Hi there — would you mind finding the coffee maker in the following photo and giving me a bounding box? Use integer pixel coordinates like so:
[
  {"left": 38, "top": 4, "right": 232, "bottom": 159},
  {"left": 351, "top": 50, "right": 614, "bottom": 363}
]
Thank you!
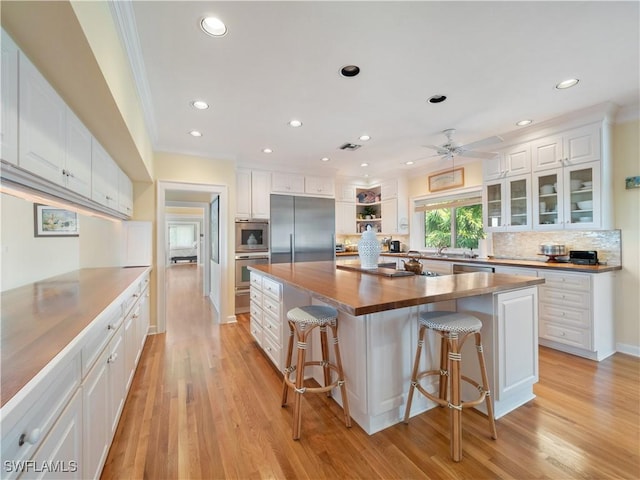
[{"left": 389, "top": 240, "right": 401, "bottom": 253}]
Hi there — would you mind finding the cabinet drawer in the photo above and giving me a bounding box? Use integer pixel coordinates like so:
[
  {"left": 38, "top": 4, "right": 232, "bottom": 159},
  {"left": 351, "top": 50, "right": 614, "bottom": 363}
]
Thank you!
[
  {"left": 249, "top": 301, "right": 262, "bottom": 325},
  {"left": 121, "top": 281, "right": 142, "bottom": 317},
  {"left": 540, "top": 320, "right": 591, "bottom": 349},
  {"left": 540, "top": 303, "right": 590, "bottom": 328},
  {"left": 1, "top": 352, "right": 81, "bottom": 476},
  {"left": 262, "top": 277, "right": 281, "bottom": 300},
  {"left": 539, "top": 271, "right": 590, "bottom": 291},
  {"left": 81, "top": 303, "right": 123, "bottom": 377},
  {"left": 262, "top": 295, "right": 281, "bottom": 318},
  {"left": 262, "top": 311, "right": 280, "bottom": 346},
  {"left": 262, "top": 331, "right": 281, "bottom": 370},
  {"left": 250, "top": 272, "right": 262, "bottom": 289},
  {"left": 249, "top": 288, "right": 263, "bottom": 305},
  {"left": 539, "top": 287, "right": 590, "bottom": 310},
  {"left": 250, "top": 318, "right": 263, "bottom": 346}
]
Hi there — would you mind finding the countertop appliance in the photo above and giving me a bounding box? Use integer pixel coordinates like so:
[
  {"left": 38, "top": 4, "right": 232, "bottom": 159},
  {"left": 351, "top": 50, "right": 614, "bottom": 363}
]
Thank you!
[
  {"left": 569, "top": 250, "right": 598, "bottom": 265},
  {"left": 271, "top": 195, "right": 335, "bottom": 264},
  {"left": 235, "top": 219, "right": 269, "bottom": 253},
  {"left": 336, "top": 243, "right": 345, "bottom": 253},
  {"left": 389, "top": 240, "right": 401, "bottom": 253}
]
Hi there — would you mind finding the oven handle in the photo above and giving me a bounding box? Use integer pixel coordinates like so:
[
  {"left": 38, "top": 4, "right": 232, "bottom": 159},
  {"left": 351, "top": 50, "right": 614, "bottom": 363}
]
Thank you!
[{"left": 235, "top": 255, "right": 269, "bottom": 260}]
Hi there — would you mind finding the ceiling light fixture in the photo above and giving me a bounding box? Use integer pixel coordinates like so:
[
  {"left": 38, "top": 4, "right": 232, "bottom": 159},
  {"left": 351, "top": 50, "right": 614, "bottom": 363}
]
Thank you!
[
  {"left": 262, "top": 148, "right": 273, "bottom": 154},
  {"left": 405, "top": 161, "right": 415, "bottom": 165},
  {"left": 360, "top": 163, "right": 368, "bottom": 167},
  {"left": 359, "top": 135, "right": 371, "bottom": 141},
  {"left": 200, "top": 17, "right": 227, "bottom": 37},
  {"left": 555, "top": 78, "right": 579, "bottom": 89},
  {"left": 516, "top": 119, "right": 533, "bottom": 126},
  {"left": 189, "top": 130, "right": 202, "bottom": 137},
  {"left": 321, "top": 157, "right": 330, "bottom": 162},
  {"left": 288, "top": 119, "right": 303, "bottom": 127},
  {"left": 428, "top": 94, "right": 447, "bottom": 104},
  {"left": 340, "top": 65, "right": 360, "bottom": 77},
  {"left": 191, "top": 100, "right": 209, "bottom": 110}
]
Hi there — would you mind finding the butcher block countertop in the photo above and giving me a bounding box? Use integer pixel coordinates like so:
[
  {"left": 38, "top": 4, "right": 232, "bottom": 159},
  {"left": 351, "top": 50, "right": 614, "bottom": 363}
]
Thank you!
[
  {"left": 250, "top": 261, "right": 544, "bottom": 316},
  {"left": 1, "top": 267, "right": 149, "bottom": 408}
]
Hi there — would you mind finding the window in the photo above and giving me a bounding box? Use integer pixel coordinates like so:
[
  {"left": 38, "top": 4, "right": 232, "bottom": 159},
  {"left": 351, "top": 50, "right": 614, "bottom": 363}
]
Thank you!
[
  {"left": 169, "top": 223, "right": 196, "bottom": 248},
  {"left": 416, "top": 190, "right": 484, "bottom": 251}
]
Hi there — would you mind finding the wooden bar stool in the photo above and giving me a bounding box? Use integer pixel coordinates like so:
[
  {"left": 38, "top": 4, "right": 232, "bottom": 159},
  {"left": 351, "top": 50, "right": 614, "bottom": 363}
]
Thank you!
[
  {"left": 281, "top": 305, "right": 351, "bottom": 440},
  {"left": 403, "top": 311, "right": 497, "bottom": 462}
]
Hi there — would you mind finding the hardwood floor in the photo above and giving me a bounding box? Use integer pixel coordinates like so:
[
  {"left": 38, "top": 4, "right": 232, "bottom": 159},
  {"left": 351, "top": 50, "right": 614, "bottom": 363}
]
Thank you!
[{"left": 102, "top": 264, "right": 640, "bottom": 479}]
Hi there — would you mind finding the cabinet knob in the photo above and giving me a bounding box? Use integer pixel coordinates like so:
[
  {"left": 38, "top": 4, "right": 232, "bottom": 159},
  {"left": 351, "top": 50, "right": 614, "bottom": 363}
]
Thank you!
[
  {"left": 18, "top": 428, "right": 41, "bottom": 446},
  {"left": 108, "top": 352, "right": 118, "bottom": 363},
  {"left": 561, "top": 331, "right": 566, "bottom": 336}
]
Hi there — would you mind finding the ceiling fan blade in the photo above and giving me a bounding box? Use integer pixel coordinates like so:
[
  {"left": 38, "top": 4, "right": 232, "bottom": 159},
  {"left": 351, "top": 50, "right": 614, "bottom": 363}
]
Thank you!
[
  {"left": 422, "top": 144, "right": 448, "bottom": 152},
  {"left": 460, "top": 135, "right": 504, "bottom": 151},
  {"left": 457, "top": 150, "right": 499, "bottom": 159}
]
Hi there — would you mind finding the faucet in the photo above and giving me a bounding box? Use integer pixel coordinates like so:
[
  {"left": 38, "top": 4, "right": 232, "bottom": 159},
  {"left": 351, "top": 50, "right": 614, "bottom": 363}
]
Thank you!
[{"left": 436, "top": 246, "right": 447, "bottom": 257}]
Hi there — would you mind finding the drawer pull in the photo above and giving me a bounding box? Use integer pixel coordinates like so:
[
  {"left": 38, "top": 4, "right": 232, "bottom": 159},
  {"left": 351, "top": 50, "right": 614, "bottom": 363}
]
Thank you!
[
  {"left": 107, "top": 324, "right": 117, "bottom": 330},
  {"left": 19, "top": 428, "right": 41, "bottom": 447},
  {"left": 107, "top": 353, "right": 118, "bottom": 363}
]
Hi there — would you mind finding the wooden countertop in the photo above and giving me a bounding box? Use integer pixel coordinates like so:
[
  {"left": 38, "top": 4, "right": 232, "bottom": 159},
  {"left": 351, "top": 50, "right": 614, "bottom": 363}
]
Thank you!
[
  {"left": 250, "top": 261, "right": 544, "bottom": 316},
  {"left": 336, "top": 252, "right": 620, "bottom": 273},
  {"left": 1, "top": 267, "right": 149, "bottom": 408}
]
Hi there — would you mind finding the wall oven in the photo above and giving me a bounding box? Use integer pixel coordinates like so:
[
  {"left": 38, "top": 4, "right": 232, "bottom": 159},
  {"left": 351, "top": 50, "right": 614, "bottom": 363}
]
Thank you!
[
  {"left": 234, "top": 253, "right": 269, "bottom": 313},
  {"left": 235, "top": 220, "right": 269, "bottom": 253}
]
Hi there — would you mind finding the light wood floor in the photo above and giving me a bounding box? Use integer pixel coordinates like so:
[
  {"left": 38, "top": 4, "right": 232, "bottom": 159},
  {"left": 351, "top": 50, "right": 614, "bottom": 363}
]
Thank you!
[{"left": 102, "top": 264, "right": 640, "bottom": 479}]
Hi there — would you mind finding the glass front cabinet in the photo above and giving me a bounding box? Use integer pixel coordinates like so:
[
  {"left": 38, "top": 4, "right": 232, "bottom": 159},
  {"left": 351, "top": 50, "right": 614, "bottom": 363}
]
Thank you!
[
  {"left": 533, "top": 161, "right": 600, "bottom": 230},
  {"left": 484, "top": 174, "right": 531, "bottom": 232}
]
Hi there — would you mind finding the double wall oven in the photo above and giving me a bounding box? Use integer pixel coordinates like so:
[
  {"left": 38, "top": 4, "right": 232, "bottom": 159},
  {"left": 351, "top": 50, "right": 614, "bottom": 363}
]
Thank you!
[{"left": 235, "top": 220, "right": 269, "bottom": 313}]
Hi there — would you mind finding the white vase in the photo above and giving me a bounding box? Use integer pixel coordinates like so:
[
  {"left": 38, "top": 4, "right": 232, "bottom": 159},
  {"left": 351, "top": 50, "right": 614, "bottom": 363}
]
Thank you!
[{"left": 358, "top": 225, "right": 381, "bottom": 269}]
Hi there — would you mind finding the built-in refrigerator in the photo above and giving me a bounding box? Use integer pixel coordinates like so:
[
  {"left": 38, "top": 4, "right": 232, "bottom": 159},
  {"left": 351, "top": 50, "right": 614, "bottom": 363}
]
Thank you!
[{"left": 270, "top": 195, "right": 335, "bottom": 264}]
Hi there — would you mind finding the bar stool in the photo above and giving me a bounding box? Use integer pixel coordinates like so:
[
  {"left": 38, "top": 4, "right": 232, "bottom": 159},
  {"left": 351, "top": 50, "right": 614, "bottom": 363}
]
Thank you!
[
  {"left": 403, "top": 311, "right": 497, "bottom": 462},
  {"left": 281, "top": 305, "right": 351, "bottom": 440}
]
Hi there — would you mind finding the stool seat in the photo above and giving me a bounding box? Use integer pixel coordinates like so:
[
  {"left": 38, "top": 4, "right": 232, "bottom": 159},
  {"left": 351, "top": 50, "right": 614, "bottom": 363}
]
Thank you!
[
  {"left": 419, "top": 311, "right": 482, "bottom": 333},
  {"left": 287, "top": 305, "right": 338, "bottom": 325}
]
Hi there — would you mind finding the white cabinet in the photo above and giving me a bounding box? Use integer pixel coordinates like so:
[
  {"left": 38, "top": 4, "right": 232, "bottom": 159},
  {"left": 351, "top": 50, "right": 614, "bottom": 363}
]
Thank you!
[
  {"left": 335, "top": 182, "right": 357, "bottom": 202},
  {"left": 18, "top": 53, "right": 66, "bottom": 182},
  {"left": 538, "top": 270, "right": 614, "bottom": 361},
  {"left": 305, "top": 175, "right": 335, "bottom": 196},
  {"left": 381, "top": 177, "right": 409, "bottom": 234},
  {"left": 484, "top": 143, "right": 531, "bottom": 180},
  {"left": 336, "top": 201, "right": 357, "bottom": 234},
  {"left": 271, "top": 172, "right": 304, "bottom": 194},
  {"left": 532, "top": 123, "right": 600, "bottom": 171},
  {"left": 1, "top": 29, "right": 19, "bottom": 165},
  {"left": 484, "top": 174, "right": 532, "bottom": 232},
  {"left": 381, "top": 179, "right": 398, "bottom": 199},
  {"left": 236, "top": 168, "right": 270, "bottom": 219},
  {"left": 65, "top": 109, "right": 92, "bottom": 198},
  {"left": 91, "top": 140, "right": 119, "bottom": 210},
  {"left": 117, "top": 168, "right": 133, "bottom": 217},
  {"left": 533, "top": 161, "right": 601, "bottom": 230},
  {"left": 381, "top": 198, "right": 398, "bottom": 234},
  {"left": 249, "top": 273, "right": 284, "bottom": 369}
]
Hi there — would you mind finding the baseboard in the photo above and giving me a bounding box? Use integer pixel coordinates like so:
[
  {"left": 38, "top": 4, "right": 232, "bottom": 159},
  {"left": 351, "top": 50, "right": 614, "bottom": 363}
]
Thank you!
[
  {"left": 615, "top": 342, "right": 640, "bottom": 357},
  {"left": 224, "top": 314, "right": 237, "bottom": 324}
]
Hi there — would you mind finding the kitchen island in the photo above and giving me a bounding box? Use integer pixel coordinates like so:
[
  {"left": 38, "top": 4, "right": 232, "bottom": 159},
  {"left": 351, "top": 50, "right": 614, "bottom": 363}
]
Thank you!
[{"left": 249, "top": 261, "right": 544, "bottom": 434}]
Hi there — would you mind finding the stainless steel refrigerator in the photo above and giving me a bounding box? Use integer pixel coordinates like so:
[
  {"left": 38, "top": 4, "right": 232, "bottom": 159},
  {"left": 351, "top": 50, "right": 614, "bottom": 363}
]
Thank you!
[{"left": 270, "top": 195, "right": 335, "bottom": 264}]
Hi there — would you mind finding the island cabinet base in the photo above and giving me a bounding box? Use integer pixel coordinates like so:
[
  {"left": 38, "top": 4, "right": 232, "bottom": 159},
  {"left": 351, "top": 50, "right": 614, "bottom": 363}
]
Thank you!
[{"left": 308, "top": 287, "right": 539, "bottom": 434}]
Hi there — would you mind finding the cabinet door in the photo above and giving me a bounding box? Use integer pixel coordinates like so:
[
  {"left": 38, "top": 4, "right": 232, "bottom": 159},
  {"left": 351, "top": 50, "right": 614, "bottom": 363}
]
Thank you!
[
  {"left": 564, "top": 124, "right": 600, "bottom": 166},
  {"left": 504, "top": 143, "right": 531, "bottom": 175},
  {"left": 18, "top": 54, "right": 66, "bottom": 184},
  {"left": 137, "top": 287, "right": 150, "bottom": 357},
  {"left": 117, "top": 168, "right": 133, "bottom": 216},
  {"left": 305, "top": 175, "right": 335, "bottom": 196},
  {"left": 65, "top": 109, "right": 92, "bottom": 198},
  {"left": 533, "top": 169, "right": 563, "bottom": 230},
  {"left": 505, "top": 175, "right": 531, "bottom": 231},
  {"left": 483, "top": 155, "right": 505, "bottom": 181},
  {"left": 335, "top": 183, "right": 356, "bottom": 202},
  {"left": 531, "top": 135, "right": 563, "bottom": 171},
  {"left": 381, "top": 179, "right": 398, "bottom": 199},
  {"left": 25, "top": 391, "right": 82, "bottom": 480},
  {"left": 381, "top": 197, "right": 398, "bottom": 234},
  {"left": 563, "top": 162, "right": 600, "bottom": 229},
  {"left": 1, "top": 29, "right": 19, "bottom": 165},
  {"left": 124, "top": 310, "right": 137, "bottom": 391},
  {"left": 83, "top": 348, "right": 110, "bottom": 480},
  {"left": 235, "top": 168, "right": 251, "bottom": 219},
  {"left": 271, "top": 172, "right": 304, "bottom": 193},
  {"left": 251, "top": 170, "right": 271, "bottom": 218},
  {"left": 483, "top": 180, "right": 505, "bottom": 231},
  {"left": 91, "top": 140, "right": 118, "bottom": 209},
  {"left": 107, "top": 331, "right": 126, "bottom": 439}
]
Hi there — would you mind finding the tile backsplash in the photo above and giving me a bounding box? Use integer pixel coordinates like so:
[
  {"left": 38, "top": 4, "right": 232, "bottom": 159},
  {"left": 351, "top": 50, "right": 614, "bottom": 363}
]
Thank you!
[{"left": 491, "top": 230, "right": 621, "bottom": 265}]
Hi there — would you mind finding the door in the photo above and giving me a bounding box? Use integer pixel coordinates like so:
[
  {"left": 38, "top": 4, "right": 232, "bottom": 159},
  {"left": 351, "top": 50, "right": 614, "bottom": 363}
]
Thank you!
[
  {"left": 270, "top": 194, "right": 295, "bottom": 264},
  {"left": 293, "top": 196, "right": 335, "bottom": 262}
]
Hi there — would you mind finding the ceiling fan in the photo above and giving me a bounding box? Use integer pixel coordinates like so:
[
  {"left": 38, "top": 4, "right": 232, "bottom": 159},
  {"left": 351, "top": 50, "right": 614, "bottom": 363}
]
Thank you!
[{"left": 424, "top": 128, "right": 503, "bottom": 160}]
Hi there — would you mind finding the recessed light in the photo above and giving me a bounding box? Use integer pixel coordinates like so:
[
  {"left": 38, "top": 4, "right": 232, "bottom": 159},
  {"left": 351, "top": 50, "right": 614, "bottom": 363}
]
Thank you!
[
  {"left": 321, "top": 157, "right": 330, "bottom": 162},
  {"left": 262, "top": 148, "right": 273, "bottom": 154},
  {"left": 405, "top": 161, "right": 415, "bottom": 165},
  {"left": 288, "top": 119, "right": 303, "bottom": 127},
  {"left": 200, "top": 17, "right": 227, "bottom": 37},
  {"left": 189, "top": 130, "right": 202, "bottom": 137},
  {"left": 364, "top": 174, "right": 369, "bottom": 178},
  {"left": 340, "top": 65, "right": 360, "bottom": 77},
  {"left": 428, "top": 94, "right": 447, "bottom": 104},
  {"left": 359, "top": 135, "right": 371, "bottom": 141},
  {"left": 516, "top": 119, "right": 533, "bottom": 126},
  {"left": 360, "top": 163, "right": 368, "bottom": 167},
  {"left": 555, "top": 78, "right": 579, "bottom": 89},
  {"left": 191, "top": 100, "right": 209, "bottom": 110}
]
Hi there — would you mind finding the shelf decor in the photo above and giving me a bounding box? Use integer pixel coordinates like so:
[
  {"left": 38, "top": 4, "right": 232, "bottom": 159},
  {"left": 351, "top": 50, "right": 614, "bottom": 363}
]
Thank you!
[
  {"left": 34, "top": 204, "right": 79, "bottom": 237},
  {"left": 429, "top": 167, "right": 464, "bottom": 192}
]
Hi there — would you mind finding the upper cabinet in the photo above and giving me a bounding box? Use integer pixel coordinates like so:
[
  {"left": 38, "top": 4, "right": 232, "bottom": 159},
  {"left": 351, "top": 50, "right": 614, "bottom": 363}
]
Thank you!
[
  {"left": 91, "top": 140, "right": 119, "bottom": 210},
  {"left": 65, "top": 109, "right": 93, "bottom": 198},
  {"left": 271, "top": 172, "right": 304, "bottom": 194},
  {"left": 483, "top": 174, "right": 532, "bottom": 232},
  {"left": 118, "top": 169, "right": 133, "bottom": 217},
  {"left": 304, "top": 175, "right": 335, "bottom": 196},
  {"left": 1, "top": 29, "right": 19, "bottom": 165},
  {"left": 484, "top": 143, "right": 531, "bottom": 181},
  {"left": 531, "top": 124, "right": 600, "bottom": 171},
  {"left": 236, "top": 168, "right": 270, "bottom": 220}
]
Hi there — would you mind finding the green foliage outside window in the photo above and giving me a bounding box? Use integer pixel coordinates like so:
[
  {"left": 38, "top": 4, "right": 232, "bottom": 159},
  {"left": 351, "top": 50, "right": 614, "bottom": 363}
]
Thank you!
[{"left": 425, "top": 204, "right": 484, "bottom": 250}]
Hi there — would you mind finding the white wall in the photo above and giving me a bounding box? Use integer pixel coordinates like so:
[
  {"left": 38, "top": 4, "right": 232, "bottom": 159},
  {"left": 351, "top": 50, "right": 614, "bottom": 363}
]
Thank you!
[{"left": 78, "top": 215, "right": 124, "bottom": 267}]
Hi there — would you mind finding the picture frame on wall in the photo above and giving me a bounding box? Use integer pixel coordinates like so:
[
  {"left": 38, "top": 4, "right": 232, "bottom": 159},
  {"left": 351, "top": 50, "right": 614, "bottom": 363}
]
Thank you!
[
  {"left": 428, "top": 167, "right": 465, "bottom": 192},
  {"left": 34, "top": 204, "right": 79, "bottom": 237}
]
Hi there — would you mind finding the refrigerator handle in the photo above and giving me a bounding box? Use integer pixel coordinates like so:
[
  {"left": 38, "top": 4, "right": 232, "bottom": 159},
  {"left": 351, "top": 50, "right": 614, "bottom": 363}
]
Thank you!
[{"left": 290, "top": 233, "right": 295, "bottom": 263}]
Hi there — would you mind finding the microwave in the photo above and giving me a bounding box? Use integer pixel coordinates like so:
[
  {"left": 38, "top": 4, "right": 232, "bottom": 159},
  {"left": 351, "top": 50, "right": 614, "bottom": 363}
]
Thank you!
[{"left": 235, "top": 220, "right": 269, "bottom": 253}]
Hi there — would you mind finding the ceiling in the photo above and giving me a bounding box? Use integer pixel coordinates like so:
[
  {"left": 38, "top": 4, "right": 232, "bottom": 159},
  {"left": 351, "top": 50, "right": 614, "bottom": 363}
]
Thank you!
[{"left": 120, "top": 1, "right": 639, "bottom": 181}]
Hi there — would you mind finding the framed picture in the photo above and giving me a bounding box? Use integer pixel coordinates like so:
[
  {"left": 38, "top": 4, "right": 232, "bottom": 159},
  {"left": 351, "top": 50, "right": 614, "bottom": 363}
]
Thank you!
[
  {"left": 34, "top": 204, "right": 79, "bottom": 237},
  {"left": 428, "top": 167, "right": 465, "bottom": 192},
  {"left": 625, "top": 176, "right": 640, "bottom": 189}
]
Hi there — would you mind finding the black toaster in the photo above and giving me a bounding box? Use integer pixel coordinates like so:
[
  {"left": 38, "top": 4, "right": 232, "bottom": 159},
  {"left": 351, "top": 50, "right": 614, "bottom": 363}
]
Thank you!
[{"left": 569, "top": 250, "right": 598, "bottom": 265}]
